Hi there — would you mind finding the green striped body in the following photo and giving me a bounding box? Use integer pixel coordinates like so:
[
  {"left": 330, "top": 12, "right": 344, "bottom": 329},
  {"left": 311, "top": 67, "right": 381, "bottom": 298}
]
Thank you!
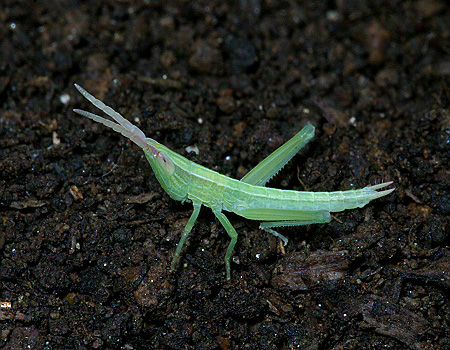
[{"left": 145, "top": 141, "right": 378, "bottom": 218}]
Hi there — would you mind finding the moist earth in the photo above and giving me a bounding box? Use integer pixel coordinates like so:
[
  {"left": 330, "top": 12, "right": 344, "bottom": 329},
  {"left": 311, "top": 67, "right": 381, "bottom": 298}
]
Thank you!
[{"left": 1, "top": 1, "right": 449, "bottom": 349}]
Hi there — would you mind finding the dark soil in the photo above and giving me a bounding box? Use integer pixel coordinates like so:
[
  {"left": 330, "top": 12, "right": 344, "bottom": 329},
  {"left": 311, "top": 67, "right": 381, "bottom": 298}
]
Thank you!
[{"left": 1, "top": 1, "right": 449, "bottom": 349}]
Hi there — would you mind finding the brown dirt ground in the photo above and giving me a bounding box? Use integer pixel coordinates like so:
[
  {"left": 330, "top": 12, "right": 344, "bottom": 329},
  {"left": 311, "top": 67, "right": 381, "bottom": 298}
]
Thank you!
[{"left": 1, "top": 1, "right": 449, "bottom": 349}]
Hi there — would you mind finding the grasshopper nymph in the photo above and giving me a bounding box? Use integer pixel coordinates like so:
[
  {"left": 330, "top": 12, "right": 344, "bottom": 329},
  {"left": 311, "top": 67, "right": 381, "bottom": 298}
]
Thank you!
[{"left": 73, "top": 84, "right": 394, "bottom": 280}]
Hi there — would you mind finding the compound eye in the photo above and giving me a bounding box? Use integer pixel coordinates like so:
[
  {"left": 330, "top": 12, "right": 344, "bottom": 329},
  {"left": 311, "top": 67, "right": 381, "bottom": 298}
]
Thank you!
[{"left": 156, "top": 152, "right": 175, "bottom": 176}]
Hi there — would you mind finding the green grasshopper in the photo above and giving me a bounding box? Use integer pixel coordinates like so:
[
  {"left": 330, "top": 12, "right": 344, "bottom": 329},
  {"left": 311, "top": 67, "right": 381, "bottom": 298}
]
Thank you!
[{"left": 73, "top": 84, "right": 394, "bottom": 280}]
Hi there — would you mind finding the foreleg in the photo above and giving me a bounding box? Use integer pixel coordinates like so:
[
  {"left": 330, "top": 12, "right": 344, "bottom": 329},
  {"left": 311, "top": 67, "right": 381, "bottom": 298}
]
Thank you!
[{"left": 171, "top": 202, "right": 202, "bottom": 271}]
